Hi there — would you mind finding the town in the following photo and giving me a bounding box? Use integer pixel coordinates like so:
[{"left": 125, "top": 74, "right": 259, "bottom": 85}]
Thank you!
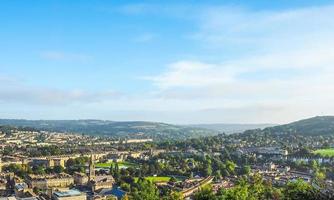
[
  {"left": 0, "top": 121, "right": 333, "bottom": 200},
  {"left": 2, "top": 0, "right": 334, "bottom": 199}
]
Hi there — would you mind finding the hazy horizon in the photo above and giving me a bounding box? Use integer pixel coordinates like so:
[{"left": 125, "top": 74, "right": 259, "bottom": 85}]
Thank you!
[{"left": 1, "top": 0, "right": 334, "bottom": 124}]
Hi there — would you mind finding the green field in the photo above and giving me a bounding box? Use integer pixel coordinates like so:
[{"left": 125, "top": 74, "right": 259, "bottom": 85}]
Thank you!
[
  {"left": 314, "top": 148, "right": 334, "bottom": 157},
  {"left": 96, "top": 161, "right": 137, "bottom": 168},
  {"left": 134, "top": 176, "right": 171, "bottom": 183}
]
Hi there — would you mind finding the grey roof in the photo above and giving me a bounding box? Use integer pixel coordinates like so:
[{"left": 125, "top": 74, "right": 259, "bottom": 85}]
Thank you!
[{"left": 53, "top": 189, "right": 84, "bottom": 197}]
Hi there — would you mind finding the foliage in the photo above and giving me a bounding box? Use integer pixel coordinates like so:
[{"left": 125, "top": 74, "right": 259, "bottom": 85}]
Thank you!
[
  {"left": 283, "top": 179, "right": 316, "bottom": 200},
  {"left": 194, "top": 175, "right": 317, "bottom": 200},
  {"left": 3, "top": 164, "right": 28, "bottom": 178},
  {"left": 130, "top": 178, "right": 160, "bottom": 200},
  {"left": 96, "top": 161, "right": 137, "bottom": 168},
  {"left": 313, "top": 148, "right": 334, "bottom": 157},
  {"left": 65, "top": 156, "right": 89, "bottom": 174},
  {"left": 194, "top": 185, "right": 216, "bottom": 200}
]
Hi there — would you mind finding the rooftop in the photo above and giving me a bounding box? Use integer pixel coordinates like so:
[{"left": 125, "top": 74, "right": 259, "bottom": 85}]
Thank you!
[{"left": 53, "top": 189, "right": 83, "bottom": 197}]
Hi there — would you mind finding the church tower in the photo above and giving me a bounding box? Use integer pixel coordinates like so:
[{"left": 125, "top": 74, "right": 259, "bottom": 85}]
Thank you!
[{"left": 89, "top": 155, "right": 95, "bottom": 181}]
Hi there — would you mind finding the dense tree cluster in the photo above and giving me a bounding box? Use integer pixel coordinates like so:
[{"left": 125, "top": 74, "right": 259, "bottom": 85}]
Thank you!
[{"left": 194, "top": 175, "right": 318, "bottom": 200}]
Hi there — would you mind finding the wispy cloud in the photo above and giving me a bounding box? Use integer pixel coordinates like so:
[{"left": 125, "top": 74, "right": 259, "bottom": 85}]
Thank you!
[
  {"left": 0, "top": 76, "right": 121, "bottom": 105},
  {"left": 3, "top": 3, "right": 334, "bottom": 123},
  {"left": 193, "top": 5, "right": 334, "bottom": 51},
  {"left": 133, "top": 33, "right": 157, "bottom": 43},
  {"left": 141, "top": 3, "right": 334, "bottom": 123},
  {"left": 40, "top": 51, "right": 92, "bottom": 62}
]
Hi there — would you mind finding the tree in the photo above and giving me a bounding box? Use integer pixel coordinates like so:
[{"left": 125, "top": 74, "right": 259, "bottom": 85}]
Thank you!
[
  {"left": 204, "top": 164, "right": 212, "bottom": 176},
  {"left": 226, "top": 160, "right": 236, "bottom": 175},
  {"left": 113, "top": 163, "right": 120, "bottom": 180},
  {"left": 122, "top": 195, "right": 129, "bottom": 200},
  {"left": 54, "top": 165, "right": 64, "bottom": 173},
  {"left": 283, "top": 179, "right": 316, "bottom": 200},
  {"left": 109, "top": 163, "right": 114, "bottom": 175},
  {"left": 3, "top": 164, "right": 27, "bottom": 178},
  {"left": 248, "top": 173, "right": 265, "bottom": 199},
  {"left": 214, "top": 170, "right": 222, "bottom": 180},
  {"left": 3, "top": 146, "right": 14, "bottom": 156},
  {"left": 169, "top": 176, "right": 177, "bottom": 183},
  {"left": 131, "top": 178, "right": 159, "bottom": 200},
  {"left": 310, "top": 160, "right": 319, "bottom": 171},
  {"left": 32, "top": 166, "right": 45, "bottom": 175},
  {"left": 168, "top": 192, "right": 183, "bottom": 200},
  {"left": 120, "top": 182, "right": 131, "bottom": 192},
  {"left": 241, "top": 165, "right": 251, "bottom": 176},
  {"left": 315, "top": 171, "right": 326, "bottom": 180},
  {"left": 193, "top": 185, "right": 216, "bottom": 200},
  {"left": 218, "top": 185, "right": 249, "bottom": 200},
  {"left": 189, "top": 171, "right": 194, "bottom": 178}
]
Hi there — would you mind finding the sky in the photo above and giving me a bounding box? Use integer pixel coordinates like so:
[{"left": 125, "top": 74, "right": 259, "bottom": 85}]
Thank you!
[{"left": 1, "top": 0, "right": 334, "bottom": 124}]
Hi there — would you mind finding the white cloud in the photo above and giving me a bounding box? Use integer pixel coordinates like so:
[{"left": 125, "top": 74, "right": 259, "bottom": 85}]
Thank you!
[
  {"left": 133, "top": 33, "right": 157, "bottom": 43},
  {"left": 145, "top": 61, "right": 236, "bottom": 89},
  {"left": 3, "top": 3, "right": 334, "bottom": 123},
  {"left": 193, "top": 5, "right": 334, "bottom": 50},
  {"left": 141, "top": 4, "right": 334, "bottom": 123},
  {"left": 0, "top": 77, "right": 121, "bottom": 105},
  {"left": 40, "top": 51, "right": 92, "bottom": 62}
]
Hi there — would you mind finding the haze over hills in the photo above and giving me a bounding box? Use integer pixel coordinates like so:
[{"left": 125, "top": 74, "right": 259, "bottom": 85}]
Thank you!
[
  {"left": 0, "top": 119, "right": 219, "bottom": 141},
  {"left": 0, "top": 116, "right": 333, "bottom": 141},
  {"left": 188, "top": 123, "right": 276, "bottom": 134}
]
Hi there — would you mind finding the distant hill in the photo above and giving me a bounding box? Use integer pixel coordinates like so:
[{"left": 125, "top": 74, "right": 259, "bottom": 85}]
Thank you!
[
  {"left": 262, "top": 116, "right": 334, "bottom": 136},
  {"left": 0, "top": 119, "right": 219, "bottom": 141},
  {"left": 2, "top": 116, "right": 331, "bottom": 141},
  {"left": 0, "top": 125, "right": 39, "bottom": 135},
  {"left": 188, "top": 123, "right": 276, "bottom": 134}
]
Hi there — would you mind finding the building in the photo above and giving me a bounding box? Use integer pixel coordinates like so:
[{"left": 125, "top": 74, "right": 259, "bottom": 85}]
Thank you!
[
  {"left": 87, "top": 156, "right": 114, "bottom": 191},
  {"left": 266, "top": 162, "right": 277, "bottom": 171},
  {"left": 107, "top": 154, "right": 125, "bottom": 163},
  {"left": 90, "top": 175, "right": 115, "bottom": 191},
  {"left": 73, "top": 172, "right": 89, "bottom": 186},
  {"left": 53, "top": 158, "right": 66, "bottom": 168},
  {"left": 14, "top": 183, "right": 33, "bottom": 197},
  {"left": 0, "top": 197, "right": 38, "bottom": 200},
  {"left": 0, "top": 173, "right": 9, "bottom": 190},
  {"left": 30, "top": 157, "right": 66, "bottom": 168},
  {"left": 98, "top": 187, "right": 126, "bottom": 200},
  {"left": 26, "top": 173, "right": 74, "bottom": 190},
  {"left": 128, "top": 152, "right": 141, "bottom": 159},
  {"left": 52, "top": 189, "right": 86, "bottom": 200}
]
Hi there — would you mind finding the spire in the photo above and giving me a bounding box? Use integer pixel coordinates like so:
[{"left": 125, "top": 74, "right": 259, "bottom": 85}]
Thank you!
[{"left": 89, "top": 155, "right": 95, "bottom": 181}]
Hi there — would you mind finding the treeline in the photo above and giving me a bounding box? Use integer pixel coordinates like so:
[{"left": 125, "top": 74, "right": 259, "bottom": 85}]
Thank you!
[{"left": 194, "top": 174, "right": 321, "bottom": 200}]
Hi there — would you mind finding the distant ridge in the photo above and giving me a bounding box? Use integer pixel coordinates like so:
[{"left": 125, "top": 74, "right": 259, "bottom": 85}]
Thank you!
[
  {"left": 188, "top": 123, "right": 276, "bottom": 134},
  {"left": 0, "top": 119, "right": 219, "bottom": 141},
  {"left": 262, "top": 116, "right": 334, "bottom": 136},
  {"left": 1, "top": 116, "right": 333, "bottom": 140}
]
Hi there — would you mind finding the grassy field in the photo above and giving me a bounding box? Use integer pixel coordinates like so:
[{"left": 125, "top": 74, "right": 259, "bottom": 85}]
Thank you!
[
  {"left": 134, "top": 176, "right": 171, "bottom": 183},
  {"left": 95, "top": 161, "right": 137, "bottom": 168},
  {"left": 314, "top": 148, "right": 334, "bottom": 157}
]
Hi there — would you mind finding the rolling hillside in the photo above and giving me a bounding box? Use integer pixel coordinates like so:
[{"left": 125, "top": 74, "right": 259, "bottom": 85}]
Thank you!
[
  {"left": 1, "top": 116, "right": 333, "bottom": 141},
  {"left": 188, "top": 123, "right": 276, "bottom": 134},
  {"left": 263, "top": 116, "right": 334, "bottom": 136},
  {"left": 0, "top": 119, "right": 219, "bottom": 140}
]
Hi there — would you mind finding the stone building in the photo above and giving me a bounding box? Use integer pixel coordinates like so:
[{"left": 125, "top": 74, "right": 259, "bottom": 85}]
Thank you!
[
  {"left": 26, "top": 173, "right": 74, "bottom": 190},
  {"left": 73, "top": 172, "right": 88, "bottom": 186}
]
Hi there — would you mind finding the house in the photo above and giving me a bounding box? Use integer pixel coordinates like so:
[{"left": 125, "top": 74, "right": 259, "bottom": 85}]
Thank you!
[{"left": 26, "top": 173, "right": 74, "bottom": 190}]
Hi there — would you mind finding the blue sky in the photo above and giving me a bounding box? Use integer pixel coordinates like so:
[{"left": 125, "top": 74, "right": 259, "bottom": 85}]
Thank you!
[{"left": 1, "top": 0, "right": 334, "bottom": 124}]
